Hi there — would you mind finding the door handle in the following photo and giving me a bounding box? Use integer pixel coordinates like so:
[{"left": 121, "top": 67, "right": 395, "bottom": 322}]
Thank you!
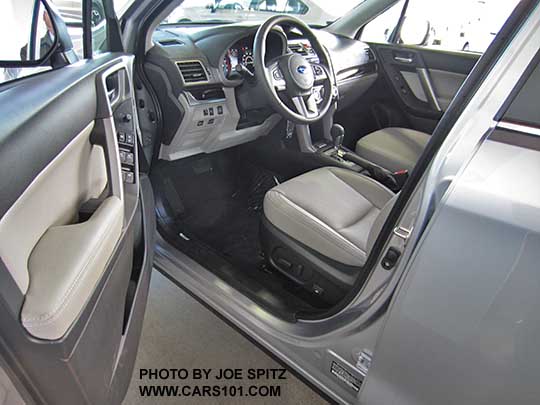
[
  {"left": 394, "top": 56, "right": 414, "bottom": 64},
  {"left": 417, "top": 68, "right": 442, "bottom": 112}
]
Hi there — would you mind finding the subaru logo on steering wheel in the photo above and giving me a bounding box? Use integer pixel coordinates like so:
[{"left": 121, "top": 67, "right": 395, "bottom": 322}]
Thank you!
[{"left": 297, "top": 65, "right": 307, "bottom": 74}]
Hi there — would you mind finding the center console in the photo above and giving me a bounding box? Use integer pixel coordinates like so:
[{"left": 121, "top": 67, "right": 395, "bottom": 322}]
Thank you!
[{"left": 309, "top": 123, "right": 406, "bottom": 192}]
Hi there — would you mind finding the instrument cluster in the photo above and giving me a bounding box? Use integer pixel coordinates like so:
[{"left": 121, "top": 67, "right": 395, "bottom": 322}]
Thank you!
[
  {"left": 223, "top": 45, "right": 254, "bottom": 77},
  {"left": 222, "top": 33, "right": 284, "bottom": 79}
]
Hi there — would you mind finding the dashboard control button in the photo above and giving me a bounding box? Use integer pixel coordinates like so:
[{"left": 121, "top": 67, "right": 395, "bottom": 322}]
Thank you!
[
  {"left": 197, "top": 120, "right": 204, "bottom": 127},
  {"left": 203, "top": 109, "right": 208, "bottom": 116},
  {"left": 209, "top": 107, "right": 214, "bottom": 116},
  {"left": 217, "top": 106, "right": 223, "bottom": 115},
  {"left": 208, "top": 118, "right": 215, "bottom": 125}
]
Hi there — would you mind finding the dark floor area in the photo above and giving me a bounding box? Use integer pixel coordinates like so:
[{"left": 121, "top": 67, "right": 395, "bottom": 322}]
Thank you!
[{"left": 151, "top": 148, "right": 331, "bottom": 319}]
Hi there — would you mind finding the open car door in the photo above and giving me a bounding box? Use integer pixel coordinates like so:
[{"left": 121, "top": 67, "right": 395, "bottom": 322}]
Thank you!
[{"left": 0, "top": 1, "right": 155, "bottom": 404}]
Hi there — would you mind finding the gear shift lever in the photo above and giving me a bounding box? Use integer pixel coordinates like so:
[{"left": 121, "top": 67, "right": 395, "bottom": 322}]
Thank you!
[{"left": 330, "top": 124, "right": 345, "bottom": 150}]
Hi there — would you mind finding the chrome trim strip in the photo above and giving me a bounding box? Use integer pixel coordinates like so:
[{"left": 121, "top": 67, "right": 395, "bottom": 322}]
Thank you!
[{"left": 497, "top": 121, "right": 540, "bottom": 137}]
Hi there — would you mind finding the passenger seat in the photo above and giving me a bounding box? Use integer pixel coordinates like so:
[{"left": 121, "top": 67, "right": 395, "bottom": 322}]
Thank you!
[{"left": 355, "top": 127, "right": 431, "bottom": 173}]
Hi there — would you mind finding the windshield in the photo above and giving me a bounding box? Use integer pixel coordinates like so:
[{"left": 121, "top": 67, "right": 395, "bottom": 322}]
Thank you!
[{"left": 162, "top": 0, "right": 365, "bottom": 26}]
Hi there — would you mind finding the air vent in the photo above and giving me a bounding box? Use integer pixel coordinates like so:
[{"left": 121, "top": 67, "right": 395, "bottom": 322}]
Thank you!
[
  {"left": 176, "top": 61, "right": 208, "bottom": 84},
  {"left": 365, "top": 48, "right": 375, "bottom": 61}
]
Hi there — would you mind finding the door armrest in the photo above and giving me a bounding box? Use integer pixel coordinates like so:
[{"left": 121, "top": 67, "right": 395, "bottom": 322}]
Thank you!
[{"left": 21, "top": 197, "right": 123, "bottom": 340}]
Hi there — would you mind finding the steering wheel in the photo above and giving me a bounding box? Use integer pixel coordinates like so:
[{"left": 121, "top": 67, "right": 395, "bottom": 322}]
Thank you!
[{"left": 254, "top": 15, "right": 336, "bottom": 125}]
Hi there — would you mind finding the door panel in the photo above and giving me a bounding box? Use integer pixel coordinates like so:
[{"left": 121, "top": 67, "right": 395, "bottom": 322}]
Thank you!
[
  {"left": 0, "top": 122, "right": 109, "bottom": 297},
  {"left": 0, "top": 54, "right": 154, "bottom": 404},
  {"left": 370, "top": 43, "right": 480, "bottom": 129}
]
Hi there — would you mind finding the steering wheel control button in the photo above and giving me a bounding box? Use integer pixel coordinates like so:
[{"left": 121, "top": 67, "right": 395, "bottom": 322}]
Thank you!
[
  {"left": 312, "top": 65, "right": 323, "bottom": 76},
  {"left": 273, "top": 69, "right": 283, "bottom": 80}
]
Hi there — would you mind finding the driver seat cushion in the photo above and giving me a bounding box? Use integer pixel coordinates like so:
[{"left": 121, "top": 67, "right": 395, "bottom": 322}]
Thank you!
[
  {"left": 355, "top": 127, "right": 430, "bottom": 172},
  {"left": 263, "top": 167, "right": 395, "bottom": 267}
]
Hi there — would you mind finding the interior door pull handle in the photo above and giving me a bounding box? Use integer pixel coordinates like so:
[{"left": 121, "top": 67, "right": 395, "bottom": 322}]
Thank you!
[{"left": 394, "top": 56, "right": 413, "bottom": 63}]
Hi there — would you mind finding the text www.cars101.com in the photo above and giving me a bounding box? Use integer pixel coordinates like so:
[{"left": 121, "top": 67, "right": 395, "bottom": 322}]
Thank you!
[{"left": 139, "top": 384, "right": 281, "bottom": 398}]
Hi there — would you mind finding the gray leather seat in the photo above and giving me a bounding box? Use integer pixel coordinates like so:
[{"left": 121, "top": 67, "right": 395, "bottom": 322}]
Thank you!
[
  {"left": 263, "top": 167, "right": 396, "bottom": 268},
  {"left": 355, "top": 127, "right": 430, "bottom": 172}
]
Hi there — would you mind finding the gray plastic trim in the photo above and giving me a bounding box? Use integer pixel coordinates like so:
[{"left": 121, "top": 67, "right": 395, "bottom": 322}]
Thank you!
[{"left": 159, "top": 87, "right": 281, "bottom": 160}]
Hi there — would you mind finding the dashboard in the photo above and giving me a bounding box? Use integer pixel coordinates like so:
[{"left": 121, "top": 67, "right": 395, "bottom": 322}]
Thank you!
[{"left": 147, "top": 23, "right": 378, "bottom": 161}]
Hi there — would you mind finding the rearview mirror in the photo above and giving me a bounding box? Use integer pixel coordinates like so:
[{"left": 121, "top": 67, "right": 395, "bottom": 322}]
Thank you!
[
  {"left": 0, "top": 0, "right": 76, "bottom": 68},
  {"left": 399, "top": 17, "right": 430, "bottom": 46}
]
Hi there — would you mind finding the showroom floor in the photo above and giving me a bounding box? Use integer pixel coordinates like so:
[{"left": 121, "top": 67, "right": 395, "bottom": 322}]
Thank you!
[{"left": 123, "top": 270, "right": 328, "bottom": 405}]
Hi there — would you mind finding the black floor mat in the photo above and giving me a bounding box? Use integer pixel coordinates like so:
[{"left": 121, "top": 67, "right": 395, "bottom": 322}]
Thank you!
[{"left": 151, "top": 149, "right": 330, "bottom": 318}]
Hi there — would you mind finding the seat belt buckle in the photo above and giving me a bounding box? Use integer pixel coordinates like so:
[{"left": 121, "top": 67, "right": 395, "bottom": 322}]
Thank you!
[{"left": 393, "top": 169, "right": 409, "bottom": 189}]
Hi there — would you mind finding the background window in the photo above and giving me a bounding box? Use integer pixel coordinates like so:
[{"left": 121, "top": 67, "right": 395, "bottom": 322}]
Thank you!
[
  {"left": 360, "top": 0, "right": 405, "bottom": 43},
  {"left": 50, "top": 0, "right": 84, "bottom": 58},
  {"left": 51, "top": 0, "right": 108, "bottom": 58},
  {"left": 361, "top": 0, "right": 520, "bottom": 54},
  {"left": 401, "top": 0, "right": 520, "bottom": 53}
]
